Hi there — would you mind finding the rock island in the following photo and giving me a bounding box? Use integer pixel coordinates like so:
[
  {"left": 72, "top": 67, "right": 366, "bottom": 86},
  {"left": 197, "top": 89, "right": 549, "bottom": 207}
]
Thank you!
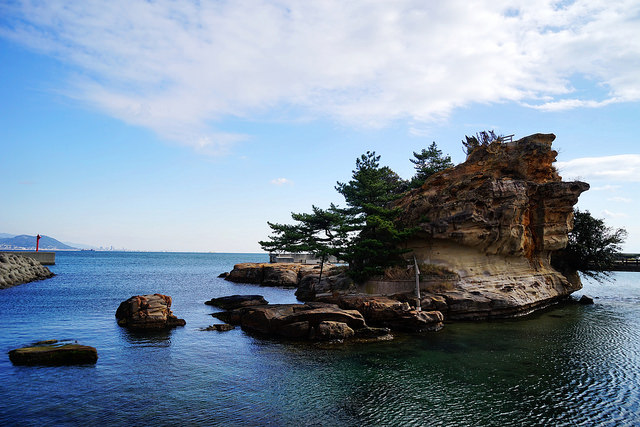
[{"left": 223, "top": 133, "right": 589, "bottom": 334}]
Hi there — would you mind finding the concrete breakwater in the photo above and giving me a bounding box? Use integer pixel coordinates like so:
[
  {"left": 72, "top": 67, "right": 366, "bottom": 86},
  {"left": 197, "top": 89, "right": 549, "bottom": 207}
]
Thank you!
[
  {"left": 1, "top": 251, "right": 55, "bottom": 265},
  {"left": 0, "top": 253, "right": 55, "bottom": 289}
]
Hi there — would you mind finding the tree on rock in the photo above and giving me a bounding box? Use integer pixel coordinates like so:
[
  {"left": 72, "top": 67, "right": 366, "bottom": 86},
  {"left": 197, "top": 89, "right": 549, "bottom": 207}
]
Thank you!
[
  {"left": 552, "top": 209, "right": 627, "bottom": 280},
  {"left": 259, "top": 205, "right": 345, "bottom": 281},
  {"left": 335, "top": 151, "right": 414, "bottom": 282},
  {"left": 261, "top": 151, "right": 414, "bottom": 284},
  {"left": 409, "top": 141, "right": 453, "bottom": 188}
]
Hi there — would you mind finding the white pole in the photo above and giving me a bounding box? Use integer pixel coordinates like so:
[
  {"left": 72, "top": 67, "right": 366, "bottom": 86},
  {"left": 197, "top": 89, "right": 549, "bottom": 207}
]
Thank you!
[{"left": 413, "top": 256, "right": 421, "bottom": 312}]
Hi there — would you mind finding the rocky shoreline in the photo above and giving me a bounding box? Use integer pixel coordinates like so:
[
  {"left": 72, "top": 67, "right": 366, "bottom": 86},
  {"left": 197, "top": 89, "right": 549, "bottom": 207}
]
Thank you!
[{"left": 0, "top": 252, "right": 55, "bottom": 289}]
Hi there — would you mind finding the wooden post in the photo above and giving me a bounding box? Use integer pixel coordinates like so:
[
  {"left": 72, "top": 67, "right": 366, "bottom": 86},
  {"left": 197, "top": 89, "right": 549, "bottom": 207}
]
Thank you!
[{"left": 413, "top": 256, "right": 421, "bottom": 312}]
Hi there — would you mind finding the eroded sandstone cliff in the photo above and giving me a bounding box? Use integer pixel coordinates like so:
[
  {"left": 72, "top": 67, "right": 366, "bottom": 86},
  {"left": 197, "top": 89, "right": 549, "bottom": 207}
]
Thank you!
[{"left": 392, "top": 133, "right": 589, "bottom": 318}]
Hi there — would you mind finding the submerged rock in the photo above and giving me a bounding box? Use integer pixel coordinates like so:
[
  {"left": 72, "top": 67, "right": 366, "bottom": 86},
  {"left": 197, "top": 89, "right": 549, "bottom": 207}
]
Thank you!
[
  {"left": 8, "top": 340, "right": 98, "bottom": 366},
  {"left": 0, "top": 253, "right": 54, "bottom": 289},
  {"left": 205, "top": 294, "right": 268, "bottom": 309},
  {"left": 579, "top": 295, "right": 595, "bottom": 305},
  {"left": 115, "top": 294, "right": 186, "bottom": 329},
  {"left": 201, "top": 324, "right": 235, "bottom": 332}
]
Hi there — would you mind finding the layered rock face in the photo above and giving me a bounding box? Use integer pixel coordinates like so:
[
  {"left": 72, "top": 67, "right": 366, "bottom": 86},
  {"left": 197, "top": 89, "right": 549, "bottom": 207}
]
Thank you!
[
  {"left": 396, "top": 133, "right": 588, "bottom": 258},
  {"left": 115, "top": 294, "right": 186, "bottom": 329},
  {"left": 0, "top": 253, "right": 54, "bottom": 289},
  {"left": 392, "top": 133, "right": 588, "bottom": 318}
]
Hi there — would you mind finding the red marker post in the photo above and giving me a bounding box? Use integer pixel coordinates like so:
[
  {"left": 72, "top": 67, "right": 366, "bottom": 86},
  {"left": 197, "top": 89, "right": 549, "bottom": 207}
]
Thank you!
[{"left": 36, "top": 234, "right": 41, "bottom": 252}]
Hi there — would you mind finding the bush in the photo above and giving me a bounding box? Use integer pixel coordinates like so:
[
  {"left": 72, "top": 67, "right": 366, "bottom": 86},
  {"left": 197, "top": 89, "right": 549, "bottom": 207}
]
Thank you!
[{"left": 552, "top": 209, "right": 627, "bottom": 280}]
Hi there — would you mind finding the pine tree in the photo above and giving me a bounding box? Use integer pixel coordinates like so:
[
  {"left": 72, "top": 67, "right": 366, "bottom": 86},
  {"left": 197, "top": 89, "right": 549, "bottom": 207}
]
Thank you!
[
  {"left": 259, "top": 205, "right": 345, "bottom": 281},
  {"left": 335, "top": 151, "right": 414, "bottom": 282},
  {"left": 409, "top": 141, "right": 453, "bottom": 188},
  {"left": 261, "top": 151, "right": 414, "bottom": 284}
]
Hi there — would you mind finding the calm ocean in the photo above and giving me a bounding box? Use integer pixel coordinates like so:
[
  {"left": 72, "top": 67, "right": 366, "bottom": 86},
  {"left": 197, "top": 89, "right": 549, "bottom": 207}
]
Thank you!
[{"left": 1, "top": 251, "right": 639, "bottom": 426}]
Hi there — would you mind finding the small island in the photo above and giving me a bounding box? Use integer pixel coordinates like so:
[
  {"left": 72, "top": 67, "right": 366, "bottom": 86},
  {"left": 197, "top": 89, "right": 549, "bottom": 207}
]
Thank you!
[{"left": 222, "top": 133, "right": 609, "bottom": 336}]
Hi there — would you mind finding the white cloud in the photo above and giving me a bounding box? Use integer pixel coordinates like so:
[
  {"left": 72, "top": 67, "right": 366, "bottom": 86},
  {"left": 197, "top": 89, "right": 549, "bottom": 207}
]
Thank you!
[
  {"left": 556, "top": 155, "right": 640, "bottom": 182},
  {"left": 607, "top": 196, "right": 632, "bottom": 203},
  {"left": 527, "top": 98, "right": 619, "bottom": 112},
  {"left": 270, "top": 178, "right": 292, "bottom": 186},
  {"left": 1, "top": 0, "right": 640, "bottom": 151},
  {"left": 602, "top": 209, "right": 629, "bottom": 219},
  {"left": 590, "top": 184, "right": 622, "bottom": 191}
]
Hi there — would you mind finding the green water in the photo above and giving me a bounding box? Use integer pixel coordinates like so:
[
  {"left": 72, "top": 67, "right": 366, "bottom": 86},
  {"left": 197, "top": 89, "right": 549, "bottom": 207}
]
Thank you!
[{"left": 1, "top": 252, "right": 638, "bottom": 425}]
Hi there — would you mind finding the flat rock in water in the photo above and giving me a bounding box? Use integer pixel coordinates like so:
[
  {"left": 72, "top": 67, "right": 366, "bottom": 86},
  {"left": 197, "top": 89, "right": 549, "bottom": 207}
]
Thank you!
[
  {"left": 115, "top": 294, "right": 186, "bottom": 329},
  {"left": 8, "top": 340, "right": 98, "bottom": 366},
  {"left": 204, "top": 294, "right": 268, "bottom": 309}
]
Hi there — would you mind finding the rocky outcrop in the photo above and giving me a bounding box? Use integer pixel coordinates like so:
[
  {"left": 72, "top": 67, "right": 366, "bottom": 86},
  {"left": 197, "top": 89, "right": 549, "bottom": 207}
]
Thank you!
[
  {"left": 319, "top": 295, "right": 444, "bottom": 332},
  {"left": 8, "top": 340, "right": 98, "bottom": 366},
  {"left": 211, "top": 301, "right": 392, "bottom": 341},
  {"left": 303, "top": 134, "right": 589, "bottom": 319},
  {"left": 115, "top": 294, "right": 186, "bottom": 329},
  {"left": 396, "top": 134, "right": 588, "bottom": 258},
  {"left": 0, "top": 253, "right": 54, "bottom": 289},
  {"left": 225, "top": 262, "right": 335, "bottom": 288}
]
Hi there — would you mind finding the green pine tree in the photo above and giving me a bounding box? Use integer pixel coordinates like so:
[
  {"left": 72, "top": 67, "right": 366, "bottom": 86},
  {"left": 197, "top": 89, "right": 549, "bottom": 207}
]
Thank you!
[
  {"left": 335, "top": 151, "right": 414, "bottom": 282},
  {"left": 409, "top": 141, "right": 453, "bottom": 188},
  {"left": 259, "top": 205, "right": 345, "bottom": 281}
]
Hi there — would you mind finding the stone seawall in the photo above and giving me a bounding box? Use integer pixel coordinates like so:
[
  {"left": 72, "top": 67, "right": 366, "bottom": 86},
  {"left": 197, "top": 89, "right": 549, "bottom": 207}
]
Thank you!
[{"left": 0, "top": 253, "right": 55, "bottom": 289}]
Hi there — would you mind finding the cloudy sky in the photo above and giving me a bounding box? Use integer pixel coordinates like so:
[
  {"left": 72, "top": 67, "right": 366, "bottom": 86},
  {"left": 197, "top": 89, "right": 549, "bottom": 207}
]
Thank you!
[{"left": 1, "top": 0, "right": 639, "bottom": 252}]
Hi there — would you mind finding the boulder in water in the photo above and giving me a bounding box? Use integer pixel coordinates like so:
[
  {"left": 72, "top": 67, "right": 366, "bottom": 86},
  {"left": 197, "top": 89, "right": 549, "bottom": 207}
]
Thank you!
[{"left": 115, "top": 294, "right": 186, "bottom": 329}]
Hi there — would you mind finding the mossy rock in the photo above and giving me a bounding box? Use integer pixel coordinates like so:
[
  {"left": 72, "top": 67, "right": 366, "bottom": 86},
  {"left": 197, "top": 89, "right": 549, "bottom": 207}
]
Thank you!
[{"left": 8, "top": 340, "right": 98, "bottom": 366}]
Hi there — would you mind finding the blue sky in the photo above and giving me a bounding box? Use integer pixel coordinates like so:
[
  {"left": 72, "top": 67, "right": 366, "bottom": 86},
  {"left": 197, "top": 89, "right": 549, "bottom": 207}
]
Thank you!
[{"left": 1, "top": 0, "right": 639, "bottom": 252}]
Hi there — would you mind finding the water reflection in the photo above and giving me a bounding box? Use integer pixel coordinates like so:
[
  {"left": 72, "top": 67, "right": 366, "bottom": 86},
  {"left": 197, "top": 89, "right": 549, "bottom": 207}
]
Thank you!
[{"left": 119, "top": 327, "right": 174, "bottom": 347}]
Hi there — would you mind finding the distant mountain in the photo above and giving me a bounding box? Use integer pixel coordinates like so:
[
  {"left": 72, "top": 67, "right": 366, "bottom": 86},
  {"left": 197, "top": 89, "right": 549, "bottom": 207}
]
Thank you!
[
  {"left": 0, "top": 233, "right": 16, "bottom": 238},
  {"left": 0, "top": 234, "right": 77, "bottom": 250}
]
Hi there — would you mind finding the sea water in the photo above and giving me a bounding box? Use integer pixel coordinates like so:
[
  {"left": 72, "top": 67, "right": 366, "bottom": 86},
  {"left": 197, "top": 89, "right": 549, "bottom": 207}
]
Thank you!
[{"left": 1, "top": 251, "right": 639, "bottom": 426}]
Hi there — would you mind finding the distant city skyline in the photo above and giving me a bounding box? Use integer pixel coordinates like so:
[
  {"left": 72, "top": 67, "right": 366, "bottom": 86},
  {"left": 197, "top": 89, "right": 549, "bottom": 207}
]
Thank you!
[{"left": 1, "top": 1, "right": 639, "bottom": 252}]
